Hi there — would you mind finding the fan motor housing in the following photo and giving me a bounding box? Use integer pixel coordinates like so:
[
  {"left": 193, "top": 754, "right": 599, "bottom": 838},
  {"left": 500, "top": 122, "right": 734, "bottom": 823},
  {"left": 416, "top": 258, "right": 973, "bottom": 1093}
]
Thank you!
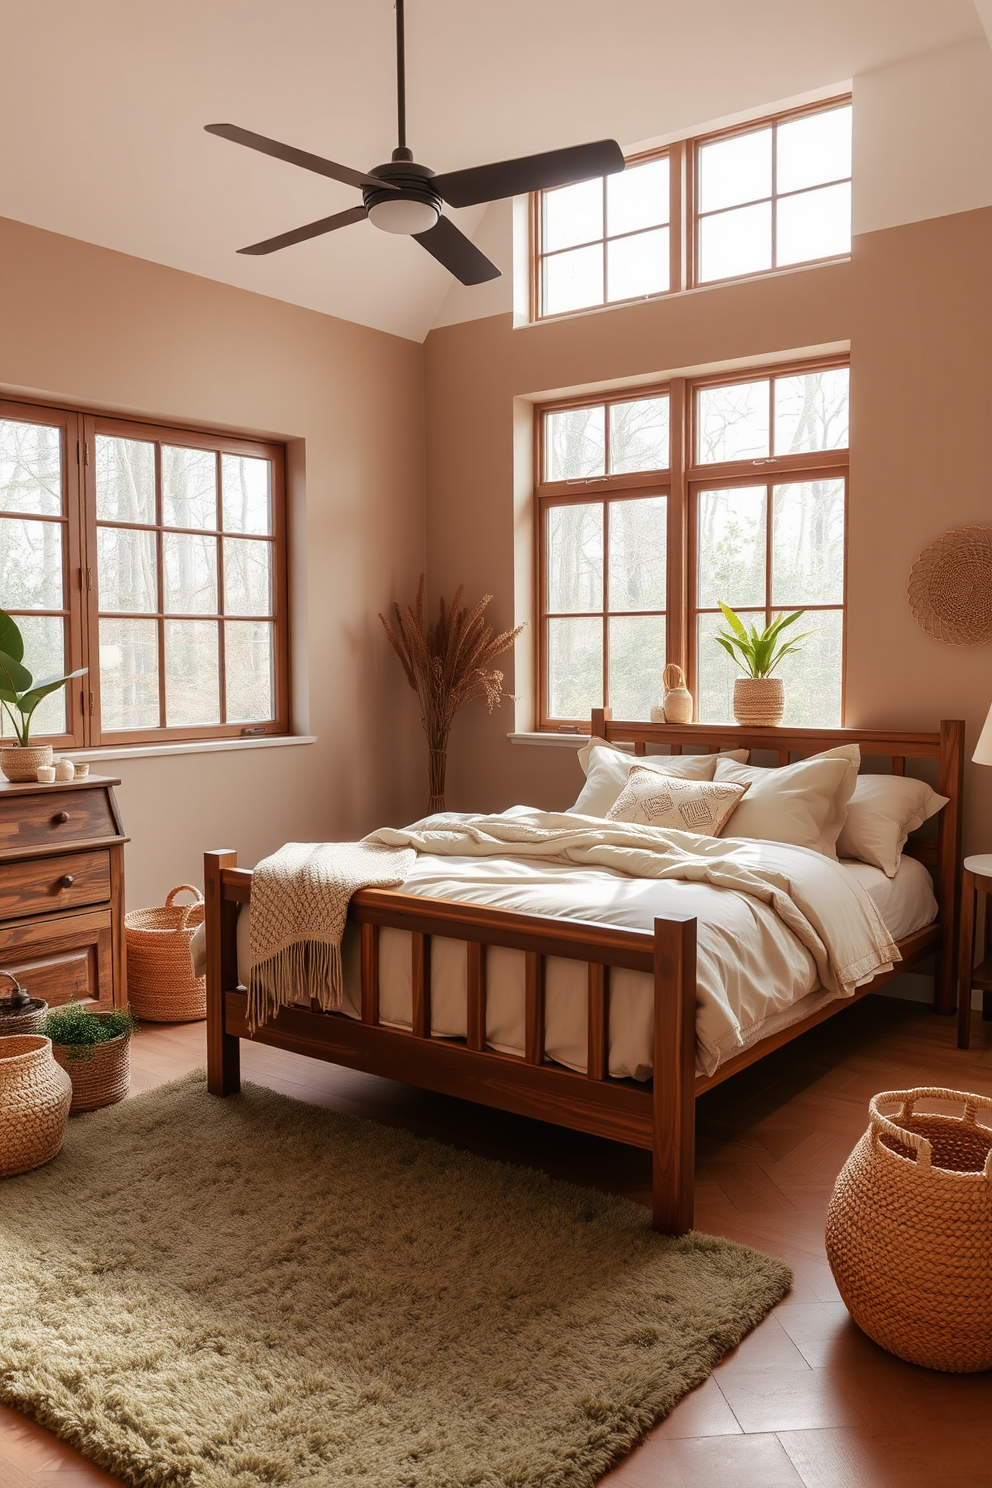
[{"left": 364, "top": 159, "right": 441, "bottom": 235}]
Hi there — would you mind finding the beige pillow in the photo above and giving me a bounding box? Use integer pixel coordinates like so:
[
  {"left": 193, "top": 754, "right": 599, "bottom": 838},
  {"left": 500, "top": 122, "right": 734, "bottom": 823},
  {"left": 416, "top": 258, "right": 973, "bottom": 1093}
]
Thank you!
[
  {"left": 606, "top": 767, "right": 748, "bottom": 835},
  {"left": 837, "top": 774, "right": 949, "bottom": 877},
  {"left": 569, "top": 739, "right": 749, "bottom": 819},
  {"left": 713, "top": 753, "right": 853, "bottom": 854}
]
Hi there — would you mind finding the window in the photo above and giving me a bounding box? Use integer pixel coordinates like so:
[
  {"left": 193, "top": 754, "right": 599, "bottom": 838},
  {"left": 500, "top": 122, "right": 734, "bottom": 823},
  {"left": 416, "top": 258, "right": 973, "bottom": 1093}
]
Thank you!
[
  {"left": 533, "top": 98, "right": 851, "bottom": 318},
  {"left": 0, "top": 399, "right": 288, "bottom": 747},
  {"left": 535, "top": 153, "right": 677, "bottom": 317},
  {"left": 536, "top": 360, "right": 849, "bottom": 728},
  {"left": 695, "top": 102, "right": 852, "bottom": 284}
]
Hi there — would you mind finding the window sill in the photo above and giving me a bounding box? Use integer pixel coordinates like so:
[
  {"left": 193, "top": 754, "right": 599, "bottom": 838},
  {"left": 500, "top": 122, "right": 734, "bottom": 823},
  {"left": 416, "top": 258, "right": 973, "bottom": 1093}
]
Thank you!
[
  {"left": 508, "top": 731, "right": 590, "bottom": 749},
  {"left": 66, "top": 735, "right": 318, "bottom": 763}
]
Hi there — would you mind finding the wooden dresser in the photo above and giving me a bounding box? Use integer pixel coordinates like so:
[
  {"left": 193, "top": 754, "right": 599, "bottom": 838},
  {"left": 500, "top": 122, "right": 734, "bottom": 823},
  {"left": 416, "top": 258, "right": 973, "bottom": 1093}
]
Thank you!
[{"left": 0, "top": 775, "right": 126, "bottom": 1010}]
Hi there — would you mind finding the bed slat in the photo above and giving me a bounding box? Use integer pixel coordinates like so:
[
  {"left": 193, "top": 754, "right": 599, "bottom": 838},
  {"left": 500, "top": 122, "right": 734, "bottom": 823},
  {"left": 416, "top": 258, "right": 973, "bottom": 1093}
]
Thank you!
[
  {"left": 412, "top": 932, "right": 431, "bottom": 1038},
  {"left": 466, "top": 941, "right": 486, "bottom": 1051},
  {"left": 360, "top": 922, "right": 380, "bottom": 1026},
  {"left": 587, "top": 963, "right": 609, "bottom": 1081},
  {"left": 525, "top": 953, "right": 546, "bottom": 1065},
  {"left": 892, "top": 756, "right": 905, "bottom": 775}
]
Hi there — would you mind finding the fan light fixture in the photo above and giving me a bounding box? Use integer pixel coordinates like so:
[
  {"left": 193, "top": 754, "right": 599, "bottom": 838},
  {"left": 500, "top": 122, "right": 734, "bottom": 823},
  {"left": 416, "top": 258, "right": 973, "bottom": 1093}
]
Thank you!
[
  {"left": 203, "top": 0, "right": 625, "bottom": 284},
  {"left": 367, "top": 196, "right": 439, "bottom": 235}
]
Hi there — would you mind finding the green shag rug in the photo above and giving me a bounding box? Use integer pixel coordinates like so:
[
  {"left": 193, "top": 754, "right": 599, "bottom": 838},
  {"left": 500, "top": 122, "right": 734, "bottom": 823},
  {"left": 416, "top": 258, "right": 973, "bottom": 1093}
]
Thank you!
[{"left": 0, "top": 1072, "right": 791, "bottom": 1487}]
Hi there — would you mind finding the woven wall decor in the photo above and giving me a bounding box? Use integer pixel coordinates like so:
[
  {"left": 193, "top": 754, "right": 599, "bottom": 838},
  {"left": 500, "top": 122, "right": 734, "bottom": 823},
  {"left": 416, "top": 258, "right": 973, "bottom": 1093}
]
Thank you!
[{"left": 908, "top": 526, "right": 992, "bottom": 645}]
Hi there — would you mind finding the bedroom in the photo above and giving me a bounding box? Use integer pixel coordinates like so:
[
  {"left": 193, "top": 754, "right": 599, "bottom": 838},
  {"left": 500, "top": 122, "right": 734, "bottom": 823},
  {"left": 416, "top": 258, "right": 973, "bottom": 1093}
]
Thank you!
[{"left": 0, "top": 1, "right": 991, "bottom": 1484}]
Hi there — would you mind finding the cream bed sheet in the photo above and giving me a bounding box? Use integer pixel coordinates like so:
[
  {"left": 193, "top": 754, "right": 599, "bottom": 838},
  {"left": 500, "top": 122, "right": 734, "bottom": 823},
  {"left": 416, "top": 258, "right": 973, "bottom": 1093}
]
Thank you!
[{"left": 232, "top": 847, "right": 935, "bottom": 1080}]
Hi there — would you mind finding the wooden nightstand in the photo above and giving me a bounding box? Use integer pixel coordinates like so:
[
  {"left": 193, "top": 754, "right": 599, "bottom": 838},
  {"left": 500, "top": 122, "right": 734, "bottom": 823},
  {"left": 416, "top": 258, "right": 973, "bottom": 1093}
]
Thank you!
[
  {"left": 957, "top": 853, "right": 992, "bottom": 1049},
  {"left": 0, "top": 775, "right": 127, "bottom": 1010}
]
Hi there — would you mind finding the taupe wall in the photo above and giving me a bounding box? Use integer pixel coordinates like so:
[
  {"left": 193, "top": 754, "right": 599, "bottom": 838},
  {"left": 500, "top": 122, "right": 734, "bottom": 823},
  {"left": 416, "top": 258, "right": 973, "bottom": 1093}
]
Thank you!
[
  {"left": 0, "top": 214, "right": 427, "bottom": 907},
  {"left": 423, "top": 207, "right": 992, "bottom": 848}
]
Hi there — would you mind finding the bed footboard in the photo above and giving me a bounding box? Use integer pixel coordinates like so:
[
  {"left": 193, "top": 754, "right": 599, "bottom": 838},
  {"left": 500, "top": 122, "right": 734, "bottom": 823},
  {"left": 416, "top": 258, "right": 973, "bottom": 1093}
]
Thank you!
[{"left": 203, "top": 848, "right": 698, "bottom": 1234}]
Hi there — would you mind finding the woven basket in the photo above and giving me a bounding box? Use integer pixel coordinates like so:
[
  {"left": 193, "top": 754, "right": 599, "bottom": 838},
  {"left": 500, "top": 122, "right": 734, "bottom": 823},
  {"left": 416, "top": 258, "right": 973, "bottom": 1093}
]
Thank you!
[
  {"left": 0, "top": 1034, "right": 72, "bottom": 1177},
  {"left": 733, "top": 676, "right": 784, "bottom": 726},
  {"left": 52, "top": 1014, "right": 131, "bottom": 1112},
  {"left": 125, "top": 885, "right": 206, "bottom": 1022},
  {"left": 825, "top": 1088, "right": 992, "bottom": 1372}
]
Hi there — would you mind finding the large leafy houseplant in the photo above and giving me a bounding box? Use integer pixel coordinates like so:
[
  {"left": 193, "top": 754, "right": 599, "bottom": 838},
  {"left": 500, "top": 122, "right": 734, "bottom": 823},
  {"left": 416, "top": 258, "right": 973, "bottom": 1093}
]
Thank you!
[
  {"left": 714, "top": 601, "right": 815, "bottom": 726},
  {"left": 0, "top": 608, "right": 86, "bottom": 777}
]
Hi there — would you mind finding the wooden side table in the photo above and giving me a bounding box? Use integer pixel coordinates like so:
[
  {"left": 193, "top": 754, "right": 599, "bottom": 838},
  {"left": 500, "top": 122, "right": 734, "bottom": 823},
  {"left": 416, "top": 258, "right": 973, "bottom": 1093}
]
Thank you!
[{"left": 957, "top": 853, "right": 992, "bottom": 1048}]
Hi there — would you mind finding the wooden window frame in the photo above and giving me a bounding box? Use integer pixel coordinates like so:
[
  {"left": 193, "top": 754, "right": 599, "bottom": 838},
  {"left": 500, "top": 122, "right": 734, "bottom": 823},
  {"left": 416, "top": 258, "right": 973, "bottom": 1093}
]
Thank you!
[
  {"left": 531, "top": 144, "right": 684, "bottom": 323},
  {"left": 687, "top": 96, "right": 853, "bottom": 290},
  {"left": 530, "top": 95, "right": 851, "bottom": 321},
  {"left": 535, "top": 355, "right": 849, "bottom": 730},
  {"left": 0, "top": 397, "right": 289, "bottom": 749}
]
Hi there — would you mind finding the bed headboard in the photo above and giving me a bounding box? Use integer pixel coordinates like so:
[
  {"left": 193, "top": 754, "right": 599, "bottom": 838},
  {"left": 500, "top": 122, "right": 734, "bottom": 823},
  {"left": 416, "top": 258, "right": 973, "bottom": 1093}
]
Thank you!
[{"left": 590, "top": 710, "right": 965, "bottom": 1015}]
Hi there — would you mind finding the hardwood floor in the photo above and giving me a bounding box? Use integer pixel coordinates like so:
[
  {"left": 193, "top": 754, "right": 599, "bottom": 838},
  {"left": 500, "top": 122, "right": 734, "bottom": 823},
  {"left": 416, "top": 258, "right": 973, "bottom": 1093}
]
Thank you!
[{"left": 3, "top": 995, "right": 991, "bottom": 1487}]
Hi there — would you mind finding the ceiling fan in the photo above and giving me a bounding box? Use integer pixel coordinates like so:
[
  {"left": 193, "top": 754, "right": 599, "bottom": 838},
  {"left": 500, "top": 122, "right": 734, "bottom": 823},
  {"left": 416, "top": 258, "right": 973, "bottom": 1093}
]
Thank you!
[{"left": 204, "top": 0, "right": 625, "bottom": 285}]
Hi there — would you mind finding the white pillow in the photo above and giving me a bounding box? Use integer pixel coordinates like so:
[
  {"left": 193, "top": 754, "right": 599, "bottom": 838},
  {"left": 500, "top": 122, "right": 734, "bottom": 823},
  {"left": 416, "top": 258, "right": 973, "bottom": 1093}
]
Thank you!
[
  {"left": 713, "top": 753, "right": 853, "bottom": 854},
  {"left": 569, "top": 740, "right": 749, "bottom": 819},
  {"left": 606, "top": 767, "right": 748, "bottom": 836},
  {"left": 836, "top": 774, "right": 949, "bottom": 877}
]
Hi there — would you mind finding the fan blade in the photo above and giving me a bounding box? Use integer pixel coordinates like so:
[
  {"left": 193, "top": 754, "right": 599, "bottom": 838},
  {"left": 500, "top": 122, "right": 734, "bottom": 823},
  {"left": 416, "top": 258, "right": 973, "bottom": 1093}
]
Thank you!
[
  {"left": 237, "top": 206, "right": 368, "bottom": 256},
  {"left": 413, "top": 217, "right": 501, "bottom": 285},
  {"left": 205, "top": 124, "right": 397, "bottom": 193},
  {"left": 433, "top": 139, "right": 625, "bottom": 208}
]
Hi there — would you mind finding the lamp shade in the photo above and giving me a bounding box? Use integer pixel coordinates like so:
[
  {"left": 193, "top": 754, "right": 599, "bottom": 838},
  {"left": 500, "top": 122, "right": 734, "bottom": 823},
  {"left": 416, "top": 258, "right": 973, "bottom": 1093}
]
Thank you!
[{"left": 974, "top": 701, "right": 992, "bottom": 765}]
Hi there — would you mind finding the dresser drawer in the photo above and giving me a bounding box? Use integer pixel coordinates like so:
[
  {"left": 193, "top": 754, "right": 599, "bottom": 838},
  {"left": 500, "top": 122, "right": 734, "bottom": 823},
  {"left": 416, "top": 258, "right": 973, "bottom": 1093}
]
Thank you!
[
  {"left": 0, "top": 789, "right": 118, "bottom": 852},
  {"left": 0, "top": 851, "right": 111, "bottom": 919},
  {"left": 0, "top": 908, "right": 113, "bottom": 1008}
]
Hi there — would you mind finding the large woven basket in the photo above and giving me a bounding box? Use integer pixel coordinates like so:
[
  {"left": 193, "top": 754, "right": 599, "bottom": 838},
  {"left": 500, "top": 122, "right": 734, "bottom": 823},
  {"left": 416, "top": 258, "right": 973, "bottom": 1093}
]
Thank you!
[
  {"left": 125, "top": 884, "right": 206, "bottom": 1022},
  {"left": 51, "top": 1014, "right": 130, "bottom": 1112},
  {"left": 0, "top": 1034, "right": 72, "bottom": 1177},
  {"left": 825, "top": 1088, "right": 992, "bottom": 1372}
]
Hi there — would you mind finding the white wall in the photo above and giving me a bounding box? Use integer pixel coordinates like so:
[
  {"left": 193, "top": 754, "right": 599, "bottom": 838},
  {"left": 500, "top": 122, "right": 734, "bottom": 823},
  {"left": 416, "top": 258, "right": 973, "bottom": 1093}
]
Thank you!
[{"left": 853, "top": 39, "right": 992, "bottom": 234}]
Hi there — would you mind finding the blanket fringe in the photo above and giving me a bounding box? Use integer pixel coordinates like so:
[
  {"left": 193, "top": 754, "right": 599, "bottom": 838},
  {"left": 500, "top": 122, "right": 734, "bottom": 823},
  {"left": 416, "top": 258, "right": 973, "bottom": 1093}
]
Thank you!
[{"left": 247, "top": 940, "right": 344, "bottom": 1033}]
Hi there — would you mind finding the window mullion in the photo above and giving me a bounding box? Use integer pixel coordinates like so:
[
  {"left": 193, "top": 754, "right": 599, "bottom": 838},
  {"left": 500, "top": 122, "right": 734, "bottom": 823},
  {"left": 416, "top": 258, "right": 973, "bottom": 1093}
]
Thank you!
[{"left": 154, "top": 443, "right": 167, "bottom": 730}]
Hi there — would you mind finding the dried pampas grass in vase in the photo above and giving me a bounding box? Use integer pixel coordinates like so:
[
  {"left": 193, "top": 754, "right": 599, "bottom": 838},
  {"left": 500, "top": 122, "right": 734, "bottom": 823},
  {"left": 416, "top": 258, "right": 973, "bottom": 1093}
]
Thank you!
[{"left": 380, "top": 576, "right": 522, "bottom": 813}]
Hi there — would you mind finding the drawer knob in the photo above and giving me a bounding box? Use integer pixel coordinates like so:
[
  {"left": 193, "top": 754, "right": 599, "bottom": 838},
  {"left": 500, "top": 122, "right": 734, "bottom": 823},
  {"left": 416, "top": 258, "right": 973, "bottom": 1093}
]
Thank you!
[
  {"left": 54, "top": 811, "right": 71, "bottom": 824},
  {"left": 60, "top": 874, "right": 75, "bottom": 889}
]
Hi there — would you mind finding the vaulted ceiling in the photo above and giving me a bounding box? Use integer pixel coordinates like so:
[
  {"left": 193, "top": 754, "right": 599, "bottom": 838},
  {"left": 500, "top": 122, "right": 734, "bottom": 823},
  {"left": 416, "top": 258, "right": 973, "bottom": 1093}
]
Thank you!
[{"left": 0, "top": 1, "right": 985, "bottom": 341}]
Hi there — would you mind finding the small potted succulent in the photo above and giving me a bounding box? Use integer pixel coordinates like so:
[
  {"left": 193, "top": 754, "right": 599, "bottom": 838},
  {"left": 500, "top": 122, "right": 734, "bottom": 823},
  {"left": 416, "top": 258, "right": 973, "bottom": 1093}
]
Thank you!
[
  {"left": 714, "top": 601, "right": 814, "bottom": 726},
  {"left": 42, "top": 1003, "right": 137, "bottom": 1112},
  {"left": 0, "top": 608, "right": 87, "bottom": 781}
]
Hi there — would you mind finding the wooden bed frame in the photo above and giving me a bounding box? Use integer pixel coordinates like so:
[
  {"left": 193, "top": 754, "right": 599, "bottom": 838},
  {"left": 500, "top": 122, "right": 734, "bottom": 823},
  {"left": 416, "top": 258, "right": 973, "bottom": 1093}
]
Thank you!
[{"left": 205, "top": 715, "right": 964, "bottom": 1235}]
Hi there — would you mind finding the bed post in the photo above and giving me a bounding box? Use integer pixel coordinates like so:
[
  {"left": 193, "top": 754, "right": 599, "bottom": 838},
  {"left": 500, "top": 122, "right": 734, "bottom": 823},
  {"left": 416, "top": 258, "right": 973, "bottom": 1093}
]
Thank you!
[
  {"left": 933, "top": 719, "right": 965, "bottom": 1016},
  {"left": 205, "top": 849, "right": 241, "bottom": 1096},
  {"left": 590, "top": 707, "right": 611, "bottom": 740},
  {"left": 651, "top": 914, "right": 697, "bottom": 1234}
]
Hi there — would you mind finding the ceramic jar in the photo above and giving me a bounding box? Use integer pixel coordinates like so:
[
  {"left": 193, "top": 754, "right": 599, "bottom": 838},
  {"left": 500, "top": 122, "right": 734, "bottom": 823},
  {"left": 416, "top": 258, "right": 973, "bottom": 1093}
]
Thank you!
[
  {"left": 0, "top": 744, "right": 54, "bottom": 782},
  {"left": 0, "top": 1034, "right": 73, "bottom": 1177},
  {"left": 662, "top": 664, "right": 694, "bottom": 724}
]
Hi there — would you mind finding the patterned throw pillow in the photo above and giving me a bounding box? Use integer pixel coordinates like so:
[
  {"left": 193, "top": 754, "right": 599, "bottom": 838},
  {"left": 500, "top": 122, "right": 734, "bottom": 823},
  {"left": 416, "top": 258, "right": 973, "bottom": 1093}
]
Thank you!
[{"left": 605, "top": 765, "right": 748, "bottom": 836}]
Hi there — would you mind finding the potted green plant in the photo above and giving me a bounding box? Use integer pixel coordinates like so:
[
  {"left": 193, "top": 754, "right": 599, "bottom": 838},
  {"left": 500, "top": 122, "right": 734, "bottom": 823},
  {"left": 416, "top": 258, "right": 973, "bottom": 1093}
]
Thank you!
[
  {"left": 714, "top": 601, "right": 814, "bottom": 726},
  {"left": 0, "top": 608, "right": 87, "bottom": 781},
  {"left": 42, "top": 1003, "right": 137, "bottom": 1112}
]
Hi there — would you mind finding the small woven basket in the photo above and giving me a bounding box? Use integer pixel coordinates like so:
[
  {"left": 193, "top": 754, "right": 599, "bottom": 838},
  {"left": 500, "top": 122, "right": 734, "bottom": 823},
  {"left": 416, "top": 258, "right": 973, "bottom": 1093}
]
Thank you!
[
  {"left": 826, "top": 1088, "right": 992, "bottom": 1372},
  {"left": 733, "top": 676, "right": 785, "bottom": 726},
  {"left": 0, "top": 1034, "right": 72, "bottom": 1177},
  {"left": 51, "top": 1013, "right": 130, "bottom": 1112},
  {"left": 125, "top": 884, "right": 206, "bottom": 1022}
]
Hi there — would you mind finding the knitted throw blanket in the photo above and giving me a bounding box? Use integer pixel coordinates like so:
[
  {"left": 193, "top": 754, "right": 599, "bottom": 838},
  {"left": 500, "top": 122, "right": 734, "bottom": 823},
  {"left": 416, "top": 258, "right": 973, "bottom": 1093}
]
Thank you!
[{"left": 247, "top": 840, "right": 414, "bottom": 1031}]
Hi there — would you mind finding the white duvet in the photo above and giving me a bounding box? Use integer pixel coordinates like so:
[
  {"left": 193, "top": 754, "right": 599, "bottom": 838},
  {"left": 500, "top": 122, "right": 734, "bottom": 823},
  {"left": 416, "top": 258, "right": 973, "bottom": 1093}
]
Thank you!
[{"left": 225, "top": 808, "right": 935, "bottom": 1079}]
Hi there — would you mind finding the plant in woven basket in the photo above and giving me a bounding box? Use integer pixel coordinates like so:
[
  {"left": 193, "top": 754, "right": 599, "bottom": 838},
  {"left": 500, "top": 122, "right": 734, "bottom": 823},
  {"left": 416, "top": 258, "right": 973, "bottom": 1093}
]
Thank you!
[
  {"left": 714, "top": 601, "right": 816, "bottom": 727},
  {"left": 42, "top": 1003, "right": 137, "bottom": 1063},
  {"left": 380, "top": 576, "right": 522, "bottom": 812}
]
